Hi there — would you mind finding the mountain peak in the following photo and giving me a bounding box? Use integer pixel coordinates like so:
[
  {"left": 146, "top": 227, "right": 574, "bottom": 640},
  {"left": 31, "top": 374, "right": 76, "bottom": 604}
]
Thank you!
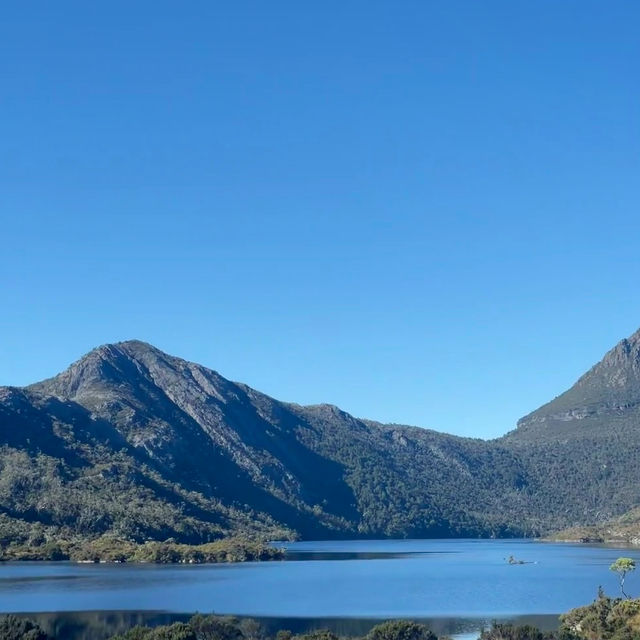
[
  {"left": 88, "top": 339, "right": 166, "bottom": 364},
  {"left": 111, "top": 339, "right": 164, "bottom": 355},
  {"left": 27, "top": 340, "right": 183, "bottom": 404},
  {"left": 597, "top": 329, "right": 640, "bottom": 376},
  {"left": 509, "top": 326, "right": 640, "bottom": 442}
]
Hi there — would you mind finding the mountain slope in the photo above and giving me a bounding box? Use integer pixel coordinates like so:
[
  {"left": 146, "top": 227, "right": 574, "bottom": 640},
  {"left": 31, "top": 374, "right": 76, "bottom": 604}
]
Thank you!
[
  {"left": 508, "top": 329, "right": 640, "bottom": 443},
  {"left": 0, "top": 384, "right": 290, "bottom": 549},
  {"left": 20, "top": 341, "right": 530, "bottom": 538},
  {"left": 2, "top": 331, "right": 640, "bottom": 546},
  {"left": 499, "top": 329, "right": 640, "bottom": 528}
]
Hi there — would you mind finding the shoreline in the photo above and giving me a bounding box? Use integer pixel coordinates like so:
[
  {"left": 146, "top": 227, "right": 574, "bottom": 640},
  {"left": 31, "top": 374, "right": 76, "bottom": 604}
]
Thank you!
[
  {"left": 4, "top": 610, "right": 564, "bottom": 640},
  {"left": 4, "top": 535, "right": 640, "bottom": 564},
  {"left": 0, "top": 537, "right": 285, "bottom": 564}
]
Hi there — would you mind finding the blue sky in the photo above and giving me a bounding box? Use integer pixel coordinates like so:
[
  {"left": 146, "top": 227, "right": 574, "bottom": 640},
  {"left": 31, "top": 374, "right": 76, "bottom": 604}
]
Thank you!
[{"left": 2, "top": 1, "right": 639, "bottom": 438}]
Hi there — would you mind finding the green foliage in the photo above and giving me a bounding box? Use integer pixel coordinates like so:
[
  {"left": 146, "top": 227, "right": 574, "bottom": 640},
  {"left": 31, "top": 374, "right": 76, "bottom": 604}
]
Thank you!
[
  {"left": 366, "top": 621, "right": 437, "bottom": 640},
  {"left": 560, "top": 591, "right": 640, "bottom": 640},
  {"left": 292, "top": 632, "right": 338, "bottom": 640},
  {"left": 188, "top": 615, "right": 245, "bottom": 640},
  {"left": 0, "top": 615, "right": 50, "bottom": 640},
  {"left": 0, "top": 531, "right": 282, "bottom": 564},
  {"left": 479, "top": 623, "right": 562, "bottom": 640},
  {"left": 129, "top": 538, "right": 282, "bottom": 564},
  {"left": 104, "top": 618, "right": 444, "bottom": 640},
  {"left": 12, "top": 608, "right": 640, "bottom": 640},
  {"left": 111, "top": 623, "right": 196, "bottom": 640},
  {"left": 110, "top": 616, "right": 264, "bottom": 640},
  {"left": 610, "top": 559, "right": 636, "bottom": 573},
  {"left": 611, "top": 559, "right": 637, "bottom": 598},
  {"left": 0, "top": 443, "right": 285, "bottom": 563}
]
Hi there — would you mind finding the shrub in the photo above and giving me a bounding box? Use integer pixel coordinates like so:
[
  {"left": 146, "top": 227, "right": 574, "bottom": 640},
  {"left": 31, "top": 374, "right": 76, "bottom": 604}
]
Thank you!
[
  {"left": 367, "top": 620, "right": 437, "bottom": 640},
  {"left": 0, "top": 615, "right": 50, "bottom": 640},
  {"left": 480, "top": 623, "right": 558, "bottom": 640}
]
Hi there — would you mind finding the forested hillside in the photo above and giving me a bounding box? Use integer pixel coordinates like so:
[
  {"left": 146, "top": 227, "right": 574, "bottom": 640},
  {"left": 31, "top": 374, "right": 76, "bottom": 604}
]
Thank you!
[
  {"left": 549, "top": 506, "right": 640, "bottom": 544},
  {"left": 2, "top": 330, "right": 640, "bottom": 552}
]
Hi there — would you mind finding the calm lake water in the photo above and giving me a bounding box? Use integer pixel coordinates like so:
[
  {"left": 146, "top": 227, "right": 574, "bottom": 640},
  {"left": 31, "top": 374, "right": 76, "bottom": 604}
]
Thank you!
[{"left": 2, "top": 539, "right": 640, "bottom": 638}]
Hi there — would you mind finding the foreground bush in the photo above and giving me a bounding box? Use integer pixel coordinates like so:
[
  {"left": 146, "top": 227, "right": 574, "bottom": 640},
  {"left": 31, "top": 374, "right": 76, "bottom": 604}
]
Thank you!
[
  {"left": 0, "top": 615, "right": 50, "bottom": 640},
  {"left": 367, "top": 621, "right": 437, "bottom": 640},
  {"left": 480, "top": 623, "right": 569, "bottom": 640},
  {"left": 14, "top": 600, "right": 640, "bottom": 640},
  {"left": 111, "top": 622, "right": 196, "bottom": 640},
  {"left": 560, "top": 590, "right": 640, "bottom": 640}
]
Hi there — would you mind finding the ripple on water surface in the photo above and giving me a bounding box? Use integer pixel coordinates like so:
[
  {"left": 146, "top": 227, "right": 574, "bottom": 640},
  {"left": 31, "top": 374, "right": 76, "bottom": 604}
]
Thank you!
[{"left": 0, "top": 539, "right": 638, "bottom": 619}]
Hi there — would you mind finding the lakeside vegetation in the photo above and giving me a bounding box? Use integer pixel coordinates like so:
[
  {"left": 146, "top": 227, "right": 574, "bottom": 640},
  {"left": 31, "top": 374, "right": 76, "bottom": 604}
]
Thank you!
[
  {"left": 548, "top": 508, "right": 640, "bottom": 546},
  {"left": 0, "top": 534, "right": 283, "bottom": 563},
  {"left": 3, "top": 590, "right": 640, "bottom": 640}
]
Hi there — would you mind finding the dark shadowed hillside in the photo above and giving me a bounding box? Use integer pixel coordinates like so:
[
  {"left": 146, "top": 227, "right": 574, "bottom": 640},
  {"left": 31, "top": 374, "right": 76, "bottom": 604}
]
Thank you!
[{"left": 3, "top": 331, "right": 640, "bottom": 548}]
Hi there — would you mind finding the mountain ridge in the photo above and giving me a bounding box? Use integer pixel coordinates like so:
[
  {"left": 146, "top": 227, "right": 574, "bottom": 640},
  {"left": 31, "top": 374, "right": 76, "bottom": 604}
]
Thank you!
[
  {"left": 2, "top": 330, "right": 640, "bottom": 550},
  {"left": 509, "top": 328, "right": 640, "bottom": 442}
]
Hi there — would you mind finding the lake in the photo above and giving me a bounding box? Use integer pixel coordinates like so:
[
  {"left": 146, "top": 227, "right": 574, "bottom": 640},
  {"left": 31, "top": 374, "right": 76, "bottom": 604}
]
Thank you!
[{"left": 2, "top": 539, "right": 639, "bottom": 639}]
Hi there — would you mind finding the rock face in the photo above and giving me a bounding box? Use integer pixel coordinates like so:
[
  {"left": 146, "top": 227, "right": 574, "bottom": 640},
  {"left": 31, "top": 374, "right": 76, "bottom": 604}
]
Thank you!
[
  {"left": 2, "top": 331, "right": 640, "bottom": 544},
  {"left": 509, "top": 329, "right": 640, "bottom": 442}
]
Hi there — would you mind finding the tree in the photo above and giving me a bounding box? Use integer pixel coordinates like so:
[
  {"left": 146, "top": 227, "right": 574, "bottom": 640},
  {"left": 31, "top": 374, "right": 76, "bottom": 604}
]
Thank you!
[
  {"left": 609, "top": 557, "right": 636, "bottom": 598},
  {"left": 0, "top": 615, "right": 50, "bottom": 640},
  {"left": 367, "top": 621, "right": 437, "bottom": 640}
]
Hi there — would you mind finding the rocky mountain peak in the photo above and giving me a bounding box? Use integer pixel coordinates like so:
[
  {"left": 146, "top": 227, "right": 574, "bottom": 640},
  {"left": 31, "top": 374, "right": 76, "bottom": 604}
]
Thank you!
[
  {"left": 508, "top": 326, "right": 640, "bottom": 442},
  {"left": 595, "top": 329, "right": 640, "bottom": 381},
  {"left": 27, "top": 340, "right": 224, "bottom": 403}
]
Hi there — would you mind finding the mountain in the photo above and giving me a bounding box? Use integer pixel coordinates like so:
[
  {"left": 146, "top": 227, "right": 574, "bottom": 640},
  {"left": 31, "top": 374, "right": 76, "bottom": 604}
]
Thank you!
[
  {"left": 2, "top": 331, "right": 640, "bottom": 550},
  {"left": 509, "top": 328, "right": 640, "bottom": 443},
  {"left": 500, "top": 330, "right": 640, "bottom": 527},
  {"left": 1, "top": 340, "right": 526, "bottom": 543}
]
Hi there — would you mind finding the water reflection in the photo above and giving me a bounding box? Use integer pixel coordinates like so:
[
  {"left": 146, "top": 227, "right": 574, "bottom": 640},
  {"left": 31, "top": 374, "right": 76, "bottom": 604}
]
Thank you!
[{"left": 15, "top": 611, "right": 562, "bottom": 640}]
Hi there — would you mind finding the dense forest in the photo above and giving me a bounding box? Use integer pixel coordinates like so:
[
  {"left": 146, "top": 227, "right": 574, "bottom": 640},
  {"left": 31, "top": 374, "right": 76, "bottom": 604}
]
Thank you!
[{"left": 3, "top": 329, "right": 640, "bottom": 557}]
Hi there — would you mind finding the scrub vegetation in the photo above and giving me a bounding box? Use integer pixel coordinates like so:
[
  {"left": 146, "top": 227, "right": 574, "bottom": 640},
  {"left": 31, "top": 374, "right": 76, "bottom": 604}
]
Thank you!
[{"left": 4, "top": 593, "right": 640, "bottom": 640}]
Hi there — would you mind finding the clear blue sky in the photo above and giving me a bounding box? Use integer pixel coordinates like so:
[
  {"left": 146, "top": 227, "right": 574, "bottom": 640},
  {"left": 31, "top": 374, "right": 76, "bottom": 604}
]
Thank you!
[{"left": 2, "top": 1, "right": 639, "bottom": 439}]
